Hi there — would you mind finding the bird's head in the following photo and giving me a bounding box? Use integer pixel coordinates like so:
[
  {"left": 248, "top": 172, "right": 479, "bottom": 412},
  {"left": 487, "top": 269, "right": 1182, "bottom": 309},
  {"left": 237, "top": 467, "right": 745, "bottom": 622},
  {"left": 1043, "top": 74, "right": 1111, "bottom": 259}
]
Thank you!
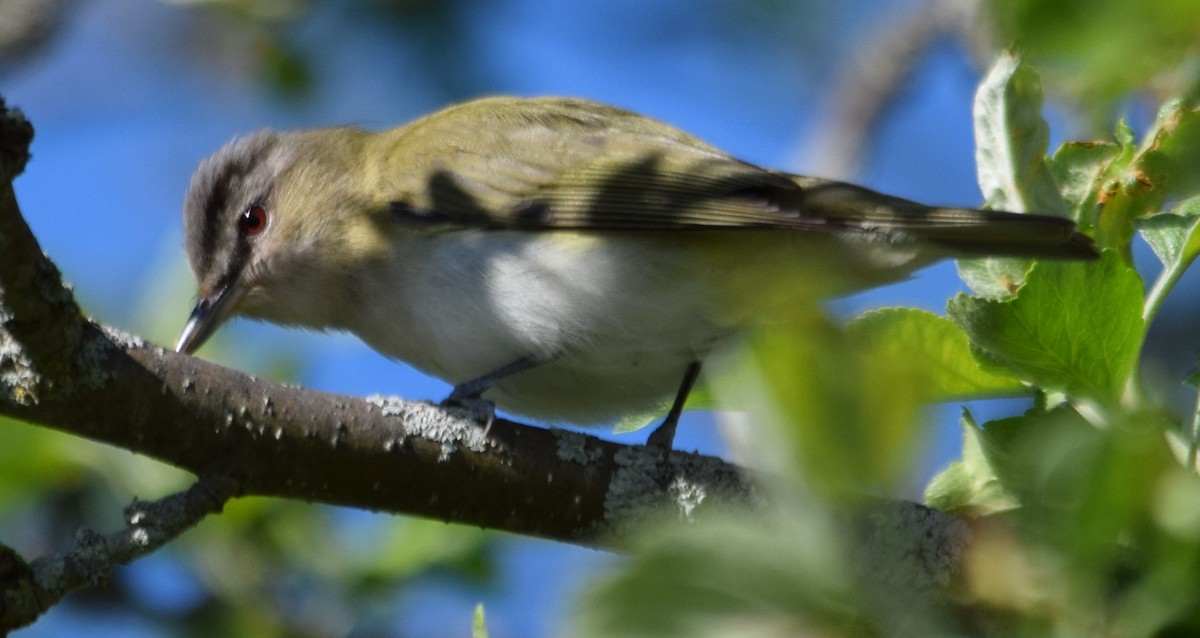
[{"left": 175, "top": 127, "right": 387, "bottom": 354}]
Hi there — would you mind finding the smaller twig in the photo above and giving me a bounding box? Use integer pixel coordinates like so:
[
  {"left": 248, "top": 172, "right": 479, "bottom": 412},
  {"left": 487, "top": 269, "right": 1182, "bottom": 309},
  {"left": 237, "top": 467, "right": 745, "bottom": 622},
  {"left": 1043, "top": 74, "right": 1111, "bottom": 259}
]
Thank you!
[
  {"left": 796, "top": 0, "right": 983, "bottom": 179},
  {"left": 0, "top": 476, "right": 240, "bottom": 632},
  {"left": 0, "top": 0, "right": 73, "bottom": 69}
]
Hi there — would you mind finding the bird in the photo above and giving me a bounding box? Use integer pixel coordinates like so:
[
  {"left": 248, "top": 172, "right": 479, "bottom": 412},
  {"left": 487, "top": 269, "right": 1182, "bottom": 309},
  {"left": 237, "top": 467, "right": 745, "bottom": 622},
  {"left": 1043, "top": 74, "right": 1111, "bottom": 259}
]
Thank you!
[{"left": 174, "top": 96, "right": 1096, "bottom": 448}]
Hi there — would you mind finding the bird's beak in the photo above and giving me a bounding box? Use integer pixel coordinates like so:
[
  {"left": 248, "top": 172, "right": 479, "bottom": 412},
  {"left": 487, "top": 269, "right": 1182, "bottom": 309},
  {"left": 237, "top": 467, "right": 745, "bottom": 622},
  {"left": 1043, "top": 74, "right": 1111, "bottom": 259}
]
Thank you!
[{"left": 175, "top": 282, "right": 244, "bottom": 354}]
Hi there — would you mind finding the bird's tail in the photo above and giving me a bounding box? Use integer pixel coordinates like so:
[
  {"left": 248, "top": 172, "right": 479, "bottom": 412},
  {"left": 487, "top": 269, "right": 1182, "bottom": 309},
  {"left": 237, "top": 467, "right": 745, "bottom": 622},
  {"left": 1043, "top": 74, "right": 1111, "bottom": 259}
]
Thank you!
[{"left": 787, "top": 175, "right": 1098, "bottom": 260}]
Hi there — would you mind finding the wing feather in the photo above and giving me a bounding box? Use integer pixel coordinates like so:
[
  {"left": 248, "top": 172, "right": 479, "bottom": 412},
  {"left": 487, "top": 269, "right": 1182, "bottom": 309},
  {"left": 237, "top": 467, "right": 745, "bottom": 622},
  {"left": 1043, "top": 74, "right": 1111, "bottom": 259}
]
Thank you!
[{"left": 381, "top": 97, "right": 1095, "bottom": 259}]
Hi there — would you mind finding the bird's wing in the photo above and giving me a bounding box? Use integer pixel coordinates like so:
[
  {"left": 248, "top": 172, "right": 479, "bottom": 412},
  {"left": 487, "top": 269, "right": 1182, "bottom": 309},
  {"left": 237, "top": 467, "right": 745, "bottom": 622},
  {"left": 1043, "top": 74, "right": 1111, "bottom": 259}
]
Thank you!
[
  {"left": 381, "top": 97, "right": 1094, "bottom": 259},
  {"left": 384, "top": 97, "right": 844, "bottom": 233}
]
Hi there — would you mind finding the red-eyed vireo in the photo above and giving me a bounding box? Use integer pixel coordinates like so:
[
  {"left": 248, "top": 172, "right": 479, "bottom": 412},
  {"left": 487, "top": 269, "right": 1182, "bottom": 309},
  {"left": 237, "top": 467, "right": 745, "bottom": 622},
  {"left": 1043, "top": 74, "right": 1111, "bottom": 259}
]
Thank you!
[{"left": 175, "top": 96, "right": 1096, "bottom": 447}]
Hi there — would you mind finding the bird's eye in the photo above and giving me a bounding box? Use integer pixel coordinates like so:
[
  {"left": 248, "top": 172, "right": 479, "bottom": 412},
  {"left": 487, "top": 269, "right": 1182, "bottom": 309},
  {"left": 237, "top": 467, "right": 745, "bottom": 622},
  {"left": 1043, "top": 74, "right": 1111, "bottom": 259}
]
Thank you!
[{"left": 239, "top": 205, "right": 268, "bottom": 236}]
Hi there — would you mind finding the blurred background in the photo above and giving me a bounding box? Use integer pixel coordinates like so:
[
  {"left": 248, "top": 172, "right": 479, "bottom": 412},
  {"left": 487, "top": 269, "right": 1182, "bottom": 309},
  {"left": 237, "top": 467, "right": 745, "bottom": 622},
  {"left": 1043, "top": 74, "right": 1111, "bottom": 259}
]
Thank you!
[{"left": 3, "top": 0, "right": 1199, "bottom": 636}]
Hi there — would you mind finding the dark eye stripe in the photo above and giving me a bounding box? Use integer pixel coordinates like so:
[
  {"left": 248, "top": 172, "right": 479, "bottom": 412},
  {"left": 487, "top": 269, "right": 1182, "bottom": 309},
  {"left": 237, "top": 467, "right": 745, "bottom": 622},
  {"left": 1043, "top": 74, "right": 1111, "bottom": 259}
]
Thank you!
[
  {"left": 184, "top": 131, "right": 280, "bottom": 281},
  {"left": 193, "top": 168, "right": 233, "bottom": 277},
  {"left": 223, "top": 230, "right": 253, "bottom": 289}
]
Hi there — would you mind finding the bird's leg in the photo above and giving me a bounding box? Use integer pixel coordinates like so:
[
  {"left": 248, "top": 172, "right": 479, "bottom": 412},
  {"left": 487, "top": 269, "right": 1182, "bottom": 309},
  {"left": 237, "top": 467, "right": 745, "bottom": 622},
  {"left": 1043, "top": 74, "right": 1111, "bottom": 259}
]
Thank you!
[
  {"left": 447, "top": 355, "right": 548, "bottom": 401},
  {"left": 442, "top": 355, "right": 550, "bottom": 433},
  {"left": 646, "top": 360, "right": 703, "bottom": 451}
]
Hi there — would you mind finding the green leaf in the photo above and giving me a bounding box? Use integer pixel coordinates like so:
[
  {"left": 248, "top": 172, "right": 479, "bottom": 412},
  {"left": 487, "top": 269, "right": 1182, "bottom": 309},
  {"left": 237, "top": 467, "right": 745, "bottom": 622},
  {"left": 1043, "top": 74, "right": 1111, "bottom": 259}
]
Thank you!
[
  {"left": 473, "top": 603, "right": 489, "bottom": 638},
  {"left": 924, "top": 410, "right": 1020, "bottom": 515},
  {"left": 1138, "top": 100, "right": 1200, "bottom": 201},
  {"left": 965, "top": 407, "right": 1114, "bottom": 554},
  {"left": 745, "top": 316, "right": 926, "bottom": 492},
  {"left": 576, "top": 508, "right": 857, "bottom": 638},
  {"left": 961, "top": 54, "right": 1065, "bottom": 298},
  {"left": 610, "top": 403, "right": 669, "bottom": 435},
  {"left": 987, "top": 0, "right": 1200, "bottom": 106},
  {"left": 1048, "top": 141, "right": 1120, "bottom": 225},
  {"left": 948, "top": 251, "right": 1145, "bottom": 402},
  {"left": 992, "top": 409, "right": 1169, "bottom": 572},
  {"left": 973, "top": 52, "right": 1067, "bottom": 217},
  {"left": 356, "top": 518, "right": 491, "bottom": 582},
  {"left": 1137, "top": 205, "right": 1200, "bottom": 268},
  {"left": 1116, "top": 119, "right": 1136, "bottom": 147},
  {"left": 930, "top": 404, "right": 1157, "bottom": 560},
  {"left": 1153, "top": 467, "right": 1200, "bottom": 542},
  {"left": 964, "top": 408, "right": 1087, "bottom": 506},
  {"left": 610, "top": 386, "right": 714, "bottom": 434},
  {"left": 1092, "top": 102, "right": 1200, "bottom": 253},
  {"left": 260, "top": 38, "right": 314, "bottom": 99},
  {"left": 1138, "top": 196, "right": 1200, "bottom": 331},
  {"left": 955, "top": 256, "right": 1033, "bottom": 300},
  {"left": 0, "top": 417, "right": 102, "bottom": 510},
  {"left": 845, "top": 308, "right": 1024, "bottom": 400}
]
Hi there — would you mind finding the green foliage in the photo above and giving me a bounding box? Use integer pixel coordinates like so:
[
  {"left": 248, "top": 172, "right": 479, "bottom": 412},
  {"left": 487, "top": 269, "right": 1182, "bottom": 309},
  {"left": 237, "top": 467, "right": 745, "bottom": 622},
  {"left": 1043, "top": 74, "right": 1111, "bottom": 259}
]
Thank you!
[
  {"left": 578, "top": 55, "right": 1200, "bottom": 636},
  {"left": 845, "top": 308, "right": 1024, "bottom": 400},
  {"left": 259, "top": 39, "right": 314, "bottom": 98},
  {"left": 973, "top": 52, "right": 1066, "bottom": 218},
  {"left": 473, "top": 603, "right": 489, "bottom": 638},
  {"left": 721, "top": 312, "right": 928, "bottom": 494},
  {"left": 578, "top": 507, "right": 859, "bottom": 638},
  {"left": 985, "top": 0, "right": 1200, "bottom": 115},
  {"left": 924, "top": 410, "right": 1019, "bottom": 517},
  {"left": 949, "top": 251, "right": 1145, "bottom": 404},
  {"left": 1049, "top": 141, "right": 1120, "bottom": 225},
  {"left": 1137, "top": 197, "right": 1200, "bottom": 270},
  {"left": 959, "top": 51, "right": 1057, "bottom": 299}
]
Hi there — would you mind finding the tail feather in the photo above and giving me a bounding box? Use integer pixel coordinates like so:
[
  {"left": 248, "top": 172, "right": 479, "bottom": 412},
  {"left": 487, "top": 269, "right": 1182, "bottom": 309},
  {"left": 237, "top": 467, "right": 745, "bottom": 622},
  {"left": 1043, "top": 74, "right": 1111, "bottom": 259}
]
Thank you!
[
  {"left": 786, "top": 175, "right": 1098, "bottom": 260},
  {"left": 907, "top": 208, "right": 1098, "bottom": 260}
]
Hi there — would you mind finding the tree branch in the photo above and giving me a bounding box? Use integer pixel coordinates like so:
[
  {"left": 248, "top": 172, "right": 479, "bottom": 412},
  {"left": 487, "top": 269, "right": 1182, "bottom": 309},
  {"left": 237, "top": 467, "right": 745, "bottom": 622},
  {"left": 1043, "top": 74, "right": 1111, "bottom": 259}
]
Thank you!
[
  {"left": 796, "top": 0, "right": 983, "bottom": 179},
  {"left": 1, "top": 476, "right": 238, "bottom": 632},
  {"left": 0, "top": 0, "right": 72, "bottom": 70}
]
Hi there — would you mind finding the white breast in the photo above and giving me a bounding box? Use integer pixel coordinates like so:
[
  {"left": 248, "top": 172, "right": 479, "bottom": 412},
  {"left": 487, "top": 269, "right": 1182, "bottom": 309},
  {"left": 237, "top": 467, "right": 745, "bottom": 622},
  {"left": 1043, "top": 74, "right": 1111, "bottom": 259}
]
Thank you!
[
  {"left": 349, "top": 230, "right": 730, "bottom": 425},
  {"left": 346, "top": 226, "right": 938, "bottom": 426}
]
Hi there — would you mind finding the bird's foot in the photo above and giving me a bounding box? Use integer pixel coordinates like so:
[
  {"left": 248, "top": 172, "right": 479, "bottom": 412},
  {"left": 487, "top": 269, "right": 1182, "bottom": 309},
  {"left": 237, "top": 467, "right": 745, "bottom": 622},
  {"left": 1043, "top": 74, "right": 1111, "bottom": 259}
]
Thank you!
[
  {"left": 440, "top": 392, "right": 497, "bottom": 436},
  {"left": 645, "top": 416, "right": 679, "bottom": 453}
]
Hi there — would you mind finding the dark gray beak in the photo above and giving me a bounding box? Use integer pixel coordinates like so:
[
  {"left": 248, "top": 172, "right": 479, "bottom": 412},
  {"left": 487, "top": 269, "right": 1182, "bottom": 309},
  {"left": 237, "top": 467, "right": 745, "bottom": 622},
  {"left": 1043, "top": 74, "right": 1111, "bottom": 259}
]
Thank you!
[{"left": 175, "top": 283, "right": 242, "bottom": 354}]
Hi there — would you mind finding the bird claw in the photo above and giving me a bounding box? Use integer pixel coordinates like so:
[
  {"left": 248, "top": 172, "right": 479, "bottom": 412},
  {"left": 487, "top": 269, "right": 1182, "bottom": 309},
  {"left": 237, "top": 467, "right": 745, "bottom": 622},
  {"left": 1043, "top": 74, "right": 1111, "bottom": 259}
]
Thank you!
[
  {"left": 645, "top": 417, "right": 678, "bottom": 452},
  {"left": 440, "top": 394, "right": 497, "bottom": 436}
]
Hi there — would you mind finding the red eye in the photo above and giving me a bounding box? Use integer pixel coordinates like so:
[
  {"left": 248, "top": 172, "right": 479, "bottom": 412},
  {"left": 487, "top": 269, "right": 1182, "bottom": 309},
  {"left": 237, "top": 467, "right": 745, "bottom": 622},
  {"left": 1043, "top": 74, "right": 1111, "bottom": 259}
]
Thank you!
[{"left": 239, "top": 205, "right": 268, "bottom": 235}]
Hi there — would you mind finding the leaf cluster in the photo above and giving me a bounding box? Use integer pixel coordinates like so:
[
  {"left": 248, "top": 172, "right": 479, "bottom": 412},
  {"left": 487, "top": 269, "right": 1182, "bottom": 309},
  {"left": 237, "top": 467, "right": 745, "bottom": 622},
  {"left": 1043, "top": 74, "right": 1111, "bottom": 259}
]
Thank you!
[{"left": 577, "top": 53, "right": 1200, "bottom": 637}]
